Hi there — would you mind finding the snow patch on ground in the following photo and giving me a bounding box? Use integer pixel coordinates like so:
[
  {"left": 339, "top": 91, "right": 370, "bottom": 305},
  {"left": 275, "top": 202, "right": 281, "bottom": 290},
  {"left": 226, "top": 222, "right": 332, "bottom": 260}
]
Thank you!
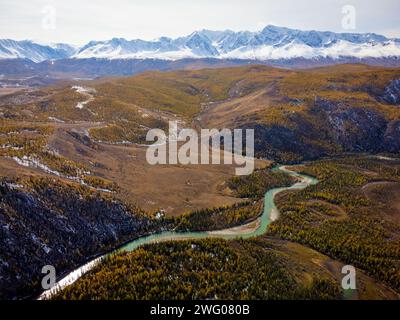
[
  {"left": 13, "top": 156, "right": 63, "bottom": 177},
  {"left": 11, "top": 156, "right": 113, "bottom": 193},
  {"left": 0, "top": 144, "right": 23, "bottom": 150},
  {"left": 3, "top": 182, "right": 24, "bottom": 190},
  {"left": 72, "top": 86, "right": 96, "bottom": 109},
  {"left": 38, "top": 256, "right": 104, "bottom": 300},
  {"left": 48, "top": 117, "right": 65, "bottom": 123}
]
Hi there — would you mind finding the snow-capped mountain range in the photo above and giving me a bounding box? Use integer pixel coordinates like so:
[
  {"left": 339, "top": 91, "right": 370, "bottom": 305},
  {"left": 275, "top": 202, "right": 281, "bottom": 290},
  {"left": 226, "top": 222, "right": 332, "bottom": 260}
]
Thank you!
[
  {"left": 1, "top": 25, "right": 400, "bottom": 63},
  {"left": 0, "top": 40, "right": 76, "bottom": 63}
]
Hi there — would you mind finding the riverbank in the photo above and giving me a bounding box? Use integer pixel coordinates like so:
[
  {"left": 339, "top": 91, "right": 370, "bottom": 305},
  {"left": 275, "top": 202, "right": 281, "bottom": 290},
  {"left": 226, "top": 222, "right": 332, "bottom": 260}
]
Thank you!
[{"left": 39, "top": 165, "right": 318, "bottom": 300}]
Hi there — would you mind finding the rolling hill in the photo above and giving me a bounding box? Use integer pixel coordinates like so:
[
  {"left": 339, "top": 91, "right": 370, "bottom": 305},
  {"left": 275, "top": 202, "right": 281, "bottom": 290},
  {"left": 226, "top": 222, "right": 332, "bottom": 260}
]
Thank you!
[
  {"left": 3, "top": 64, "right": 398, "bottom": 162},
  {"left": 1, "top": 63, "right": 400, "bottom": 300}
]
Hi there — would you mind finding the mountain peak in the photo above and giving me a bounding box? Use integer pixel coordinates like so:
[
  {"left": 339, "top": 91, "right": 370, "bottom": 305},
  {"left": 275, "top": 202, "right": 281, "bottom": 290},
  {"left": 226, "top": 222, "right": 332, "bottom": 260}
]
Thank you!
[{"left": 1, "top": 25, "right": 399, "bottom": 62}]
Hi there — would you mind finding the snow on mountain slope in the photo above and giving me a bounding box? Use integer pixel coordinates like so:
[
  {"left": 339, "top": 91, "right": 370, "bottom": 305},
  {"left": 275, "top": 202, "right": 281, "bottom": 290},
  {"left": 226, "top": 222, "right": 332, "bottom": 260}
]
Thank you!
[
  {"left": 1, "top": 25, "right": 400, "bottom": 62},
  {"left": 0, "top": 39, "right": 75, "bottom": 62},
  {"left": 220, "top": 40, "right": 400, "bottom": 60}
]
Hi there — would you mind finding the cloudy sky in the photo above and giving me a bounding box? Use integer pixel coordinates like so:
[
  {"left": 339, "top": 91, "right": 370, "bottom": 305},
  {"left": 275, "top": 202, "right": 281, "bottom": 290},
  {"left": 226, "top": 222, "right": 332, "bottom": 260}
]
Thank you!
[{"left": 0, "top": 0, "right": 399, "bottom": 45}]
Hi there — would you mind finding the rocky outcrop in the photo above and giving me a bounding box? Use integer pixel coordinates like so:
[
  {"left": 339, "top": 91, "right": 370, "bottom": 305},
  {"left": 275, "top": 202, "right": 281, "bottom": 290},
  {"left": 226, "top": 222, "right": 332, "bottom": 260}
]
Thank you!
[
  {"left": 313, "top": 97, "right": 400, "bottom": 153},
  {"left": 384, "top": 120, "right": 400, "bottom": 153},
  {"left": 323, "top": 104, "right": 387, "bottom": 152},
  {"left": 382, "top": 79, "right": 400, "bottom": 105},
  {"left": 247, "top": 98, "right": 400, "bottom": 163},
  {"left": 0, "top": 179, "right": 169, "bottom": 300},
  {"left": 251, "top": 124, "right": 328, "bottom": 162}
]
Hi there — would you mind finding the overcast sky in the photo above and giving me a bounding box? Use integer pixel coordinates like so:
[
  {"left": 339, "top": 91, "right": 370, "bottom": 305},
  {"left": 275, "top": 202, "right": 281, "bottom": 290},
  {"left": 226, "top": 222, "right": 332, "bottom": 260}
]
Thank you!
[{"left": 0, "top": 0, "right": 399, "bottom": 45}]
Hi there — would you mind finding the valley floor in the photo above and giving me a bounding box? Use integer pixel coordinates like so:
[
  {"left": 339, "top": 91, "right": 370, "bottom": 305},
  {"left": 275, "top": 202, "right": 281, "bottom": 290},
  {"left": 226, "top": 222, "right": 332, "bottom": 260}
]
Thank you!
[{"left": 0, "top": 120, "right": 269, "bottom": 216}]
